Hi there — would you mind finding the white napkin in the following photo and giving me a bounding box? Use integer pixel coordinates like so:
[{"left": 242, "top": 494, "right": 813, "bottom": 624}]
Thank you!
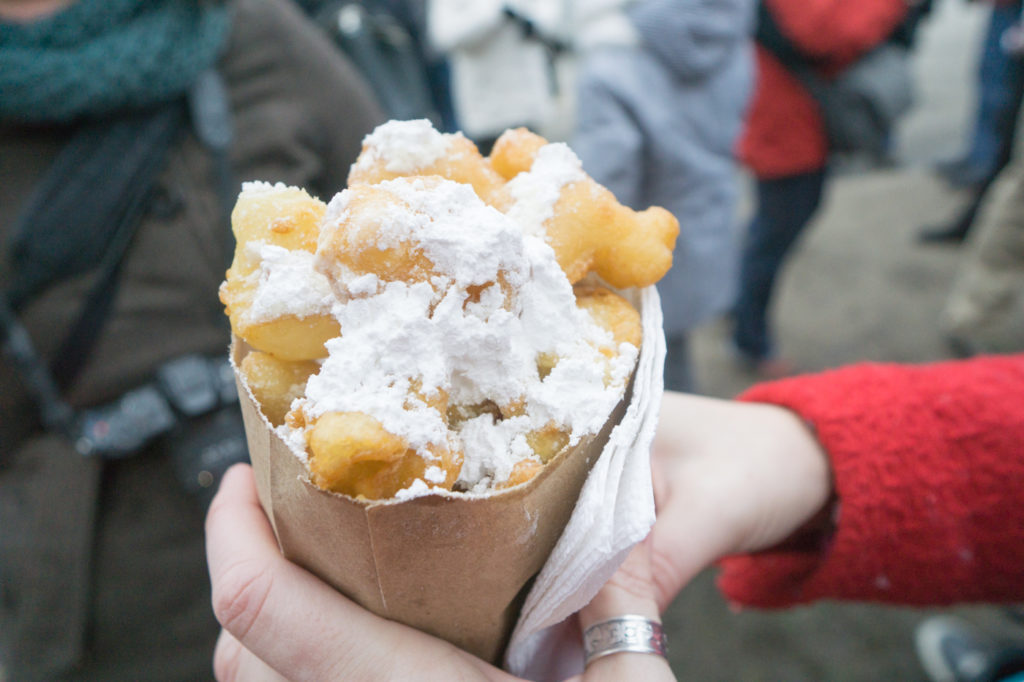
[{"left": 504, "top": 285, "right": 665, "bottom": 681}]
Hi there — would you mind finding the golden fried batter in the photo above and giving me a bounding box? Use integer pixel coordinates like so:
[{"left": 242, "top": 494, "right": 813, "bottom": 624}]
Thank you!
[
  {"left": 498, "top": 457, "right": 544, "bottom": 489},
  {"left": 348, "top": 129, "right": 505, "bottom": 205},
  {"left": 489, "top": 127, "right": 546, "bottom": 180},
  {"left": 307, "top": 411, "right": 461, "bottom": 500},
  {"left": 220, "top": 184, "right": 339, "bottom": 360},
  {"left": 573, "top": 283, "right": 643, "bottom": 350},
  {"left": 491, "top": 128, "right": 678, "bottom": 289},
  {"left": 525, "top": 423, "right": 571, "bottom": 464},
  {"left": 239, "top": 351, "right": 319, "bottom": 426},
  {"left": 317, "top": 181, "right": 440, "bottom": 287}
]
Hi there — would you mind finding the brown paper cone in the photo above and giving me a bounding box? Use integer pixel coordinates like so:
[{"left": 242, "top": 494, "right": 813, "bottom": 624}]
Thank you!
[{"left": 231, "top": 338, "right": 633, "bottom": 664}]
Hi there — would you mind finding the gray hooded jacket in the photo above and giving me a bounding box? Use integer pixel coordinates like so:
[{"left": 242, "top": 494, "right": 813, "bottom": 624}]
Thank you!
[{"left": 572, "top": 0, "right": 754, "bottom": 337}]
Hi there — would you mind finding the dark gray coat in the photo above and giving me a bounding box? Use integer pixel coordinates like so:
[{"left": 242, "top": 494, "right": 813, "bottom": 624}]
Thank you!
[{"left": 0, "top": 1, "right": 383, "bottom": 677}]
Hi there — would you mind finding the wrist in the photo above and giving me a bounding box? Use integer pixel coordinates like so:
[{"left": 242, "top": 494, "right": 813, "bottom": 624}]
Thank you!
[
  {"left": 731, "top": 402, "right": 834, "bottom": 555},
  {"left": 775, "top": 404, "right": 834, "bottom": 521}
]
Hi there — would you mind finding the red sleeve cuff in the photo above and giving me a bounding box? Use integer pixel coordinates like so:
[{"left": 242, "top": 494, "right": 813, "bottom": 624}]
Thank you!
[{"left": 717, "top": 355, "right": 1024, "bottom": 609}]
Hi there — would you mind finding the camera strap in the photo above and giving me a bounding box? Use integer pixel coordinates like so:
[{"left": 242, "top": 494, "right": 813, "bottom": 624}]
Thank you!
[
  {"left": 0, "top": 298, "right": 76, "bottom": 436},
  {"left": 0, "top": 102, "right": 186, "bottom": 440},
  {"left": 0, "top": 69, "right": 236, "bottom": 452},
  {"left": 2, "top": 101, "right": 187, "bottom": 390}
]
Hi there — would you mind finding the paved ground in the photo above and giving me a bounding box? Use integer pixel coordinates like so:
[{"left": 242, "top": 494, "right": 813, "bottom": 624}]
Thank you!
[{"left": 662, "top": 3, "right": 1023, "bottom": 680}]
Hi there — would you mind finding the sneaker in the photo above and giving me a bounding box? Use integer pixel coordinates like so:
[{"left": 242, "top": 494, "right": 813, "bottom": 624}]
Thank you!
[
  {"left": 917, "top": 220, "right": 971, "bottom": 245},
  {"left": 915, "top": 616, "right": 996, "bottom": 682}
]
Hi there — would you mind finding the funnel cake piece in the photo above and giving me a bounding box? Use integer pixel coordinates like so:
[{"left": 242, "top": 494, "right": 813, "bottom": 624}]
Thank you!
[
  {"left": 499, "top": 458, "right": 545, "bottom": 489},
  {"left": 305, "top": 411, "right": 462, "bottom": 500},
  {"left": 347, "top": 119, "right": 505, "bottom": 205},
  {"left": 493, "top": 129, "right": 679, "bottom": 289},
  {"left": 574, "top": 283, "right": 643, "bottom": 352},
  {"left": 316, "top": 181, "right": 440, "bottom": 288},
  {"left": 286, "top": 358, "right": 464, "bottom": 501},
  {"left": 238, "top": 351, "right": 319, "bottom": 426},
  {"left": 489, "top": 127, "right": 546, "bottom": 180},
  {"left": 220, "top": 183, "right": 340, "bottom": 360},
  {"left": 316, "top": 176, "right": 524, "bottom": 307}
]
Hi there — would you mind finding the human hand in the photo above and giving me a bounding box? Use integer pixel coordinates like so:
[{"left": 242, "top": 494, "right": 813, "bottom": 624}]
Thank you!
[
  {"left": 206, "top": 464, "right": 675, "bottom": 681},
  {"left": 647, "top": 391, "right": 833, "bottom": 610}
]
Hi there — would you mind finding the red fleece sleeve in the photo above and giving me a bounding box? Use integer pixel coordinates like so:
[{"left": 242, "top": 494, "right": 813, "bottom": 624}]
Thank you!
[{"left": 717, "top": 355, "right": 1024, "bottom": 608}]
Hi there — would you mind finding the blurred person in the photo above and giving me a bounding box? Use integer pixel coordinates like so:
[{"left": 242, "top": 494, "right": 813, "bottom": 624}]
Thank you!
[
  {"left": 932, "top": 0, "right": 1024, "bottom": 191},
  {"left": 0, "top": 0, "right": 383, "bottom": 679},
  {"left": 731, "top": 0, "right": 914, "bottom": 377},
  {"left": 941, "top": 161, "right": 1024, "bottom": 355},
  {"left": 425, "top": 0, "right": 571, "bottom": 153},
  {"left": 650, "top": 356, "right": 1024, "bottom": 609},
  {"left": 921, "top": 0, "right": 1024, "bottom": 244},
  {"left": 299, "top": 0, "right": 459, "bottom": 131},
  {"left": 203, "top": 352, "right": 1024, "bottom": 679},
  {"left": 570, "top": 0, "right": 755, "bottom": 393}
]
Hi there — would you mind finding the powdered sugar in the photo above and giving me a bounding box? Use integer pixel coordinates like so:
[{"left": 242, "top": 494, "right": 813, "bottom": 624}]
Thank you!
[
  {"left": 456, "top": 415, "right": 538, "bottom": 492},
  {"left": 503, "top": 143, "right": 586, "bottom": 237},
  {"left": 247, "top": 244, "right": 335, "bottom": 322},
  {"left": 350, "top": 119, "right": 455, "bottom": 175},
  {"left": 240, "top": 180, "right": 292, "bottom": 195},
  {"left": 300, "top": 280, "right": 451, "bottom": 452}
]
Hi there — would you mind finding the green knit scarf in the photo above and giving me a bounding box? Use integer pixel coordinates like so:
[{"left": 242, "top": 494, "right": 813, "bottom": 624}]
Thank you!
[{"left": 0, "top": 0, "right": 230, "bottom": 123}]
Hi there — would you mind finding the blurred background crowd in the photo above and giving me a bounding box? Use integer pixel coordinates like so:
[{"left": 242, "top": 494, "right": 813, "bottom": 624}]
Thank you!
[{"left": 1, "top": 0, "right": 1023, "bottom": 679}]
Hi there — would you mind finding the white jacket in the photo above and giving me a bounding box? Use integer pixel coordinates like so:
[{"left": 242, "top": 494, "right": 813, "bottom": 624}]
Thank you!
[{"left": 428, "top": 0, "right": 571, "bottom": 140}]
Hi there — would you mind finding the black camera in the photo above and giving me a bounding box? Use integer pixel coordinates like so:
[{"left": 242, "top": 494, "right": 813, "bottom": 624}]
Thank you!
[{"left": 72, "top": 354, "right": 249, "bottom": 508}]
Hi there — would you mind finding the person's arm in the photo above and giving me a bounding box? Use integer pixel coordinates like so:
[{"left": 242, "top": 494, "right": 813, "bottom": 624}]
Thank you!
[
  {"left": 649, "top": 354, "right": 1024, "bottom": 611},
  {"left": 206, "top": 465, "right": 675, "bottom": 681},
  {"left": 720, "top": 354, "right": 1024, "bottom": 607}
]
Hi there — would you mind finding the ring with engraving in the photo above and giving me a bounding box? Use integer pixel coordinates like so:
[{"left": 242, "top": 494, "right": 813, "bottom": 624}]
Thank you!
[{"left": 582, "top": 614, "right": 668, "bottom": 667}]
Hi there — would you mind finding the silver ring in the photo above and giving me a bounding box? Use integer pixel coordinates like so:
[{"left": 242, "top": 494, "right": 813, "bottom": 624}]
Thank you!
[{"left": 583, "top": 615, "right": 668, "bottom": 667}]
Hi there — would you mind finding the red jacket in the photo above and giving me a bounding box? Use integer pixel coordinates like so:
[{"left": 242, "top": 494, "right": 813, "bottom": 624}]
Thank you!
[
  {"left": 719, "top": 354, "right": 1024, "bottom": 607},
  {"left": 739, "top": 0, "right": 909, "bottom": 178}
]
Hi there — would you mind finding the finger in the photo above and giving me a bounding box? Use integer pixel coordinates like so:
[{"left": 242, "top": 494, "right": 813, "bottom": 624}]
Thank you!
[
  {"left": 213, "top": 630, "right": 288, "bottom": 682},
  {"left": 205, "top": 465, "right": 512, "bottom": 682},
  {"left": 206, "top": 464, "right": 396, "bottom": 680},
  {"left": 578, "top": 537, "right": 659, "bottom": 629},
  {"left": 213, "top": 628, "right": 242, "bottom": 682},
  {"left": 648, "top": 493, "right": 724, "bottom": 611},
  {"left": 576, "top": 539, "right": 674, "bottom": 682}
]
